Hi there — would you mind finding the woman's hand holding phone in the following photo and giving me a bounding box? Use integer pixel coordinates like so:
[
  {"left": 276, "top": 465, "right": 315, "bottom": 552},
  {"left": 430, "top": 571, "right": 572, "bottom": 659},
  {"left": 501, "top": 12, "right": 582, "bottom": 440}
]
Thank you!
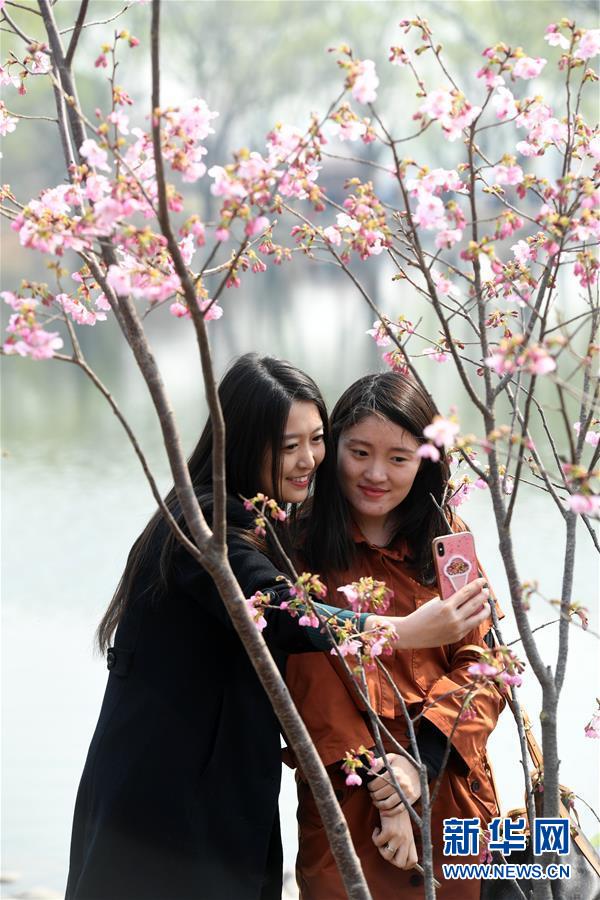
[{"left": 365, "top": 578, "right": 490, "bottom": 649}]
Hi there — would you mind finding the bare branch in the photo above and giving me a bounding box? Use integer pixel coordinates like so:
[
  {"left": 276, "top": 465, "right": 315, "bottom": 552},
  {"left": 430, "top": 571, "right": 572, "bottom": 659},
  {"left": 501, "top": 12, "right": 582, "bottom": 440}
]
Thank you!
[{"left": 65, "top": 0, "right": 89, "bottom": 67}]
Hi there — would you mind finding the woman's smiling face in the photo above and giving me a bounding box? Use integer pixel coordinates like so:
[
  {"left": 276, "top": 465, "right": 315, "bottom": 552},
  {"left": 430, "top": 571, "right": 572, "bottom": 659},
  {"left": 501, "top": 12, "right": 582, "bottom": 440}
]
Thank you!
[
  {"left": 337, "top": 413, "right": 421, "bottom": 543},
  {"left": 260, "top": 400, "right": 326, "bottom": 503}
]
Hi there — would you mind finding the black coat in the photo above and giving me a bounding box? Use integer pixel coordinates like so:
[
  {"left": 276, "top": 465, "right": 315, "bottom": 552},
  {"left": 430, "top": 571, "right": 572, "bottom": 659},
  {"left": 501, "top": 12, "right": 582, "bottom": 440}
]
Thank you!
[{"left": 65, "top": 514, "right": 343, "bottom": 900}]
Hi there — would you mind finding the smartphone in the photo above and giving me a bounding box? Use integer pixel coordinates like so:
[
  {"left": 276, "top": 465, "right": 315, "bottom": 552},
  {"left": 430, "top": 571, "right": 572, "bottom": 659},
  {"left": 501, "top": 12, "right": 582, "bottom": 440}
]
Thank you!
[{"left": 432, "top": 532, "right": 479, "bottom": 600}]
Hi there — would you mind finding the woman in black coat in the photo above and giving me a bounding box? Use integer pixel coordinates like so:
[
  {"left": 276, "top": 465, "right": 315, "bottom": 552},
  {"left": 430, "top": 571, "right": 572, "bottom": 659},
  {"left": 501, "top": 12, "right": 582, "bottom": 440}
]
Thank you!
[{"left": 65, "top": 354, "right": 489, "bottom": 900}]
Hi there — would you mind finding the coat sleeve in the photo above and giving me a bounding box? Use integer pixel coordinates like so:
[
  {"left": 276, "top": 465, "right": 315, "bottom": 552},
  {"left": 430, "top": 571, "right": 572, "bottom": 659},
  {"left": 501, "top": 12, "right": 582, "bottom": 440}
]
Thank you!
[
  {"left": 172, "top": 536, "right": 368, "bottom": 655},
  {"left": 419, "top": 623, "right": 506, "bottom": 773}
]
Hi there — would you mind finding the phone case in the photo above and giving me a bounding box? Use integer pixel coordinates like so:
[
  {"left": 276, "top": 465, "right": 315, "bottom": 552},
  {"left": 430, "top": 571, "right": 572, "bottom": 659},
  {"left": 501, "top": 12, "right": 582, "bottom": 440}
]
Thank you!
[{"left": 432, "top": 532, "right": 479, "bottom": 600}]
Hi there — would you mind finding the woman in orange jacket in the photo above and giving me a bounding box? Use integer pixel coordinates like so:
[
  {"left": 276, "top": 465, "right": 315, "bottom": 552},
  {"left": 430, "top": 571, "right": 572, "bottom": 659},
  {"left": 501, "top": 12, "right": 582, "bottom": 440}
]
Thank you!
[{"left": 286, "top": 371, "right": 505, "bottom": 899}]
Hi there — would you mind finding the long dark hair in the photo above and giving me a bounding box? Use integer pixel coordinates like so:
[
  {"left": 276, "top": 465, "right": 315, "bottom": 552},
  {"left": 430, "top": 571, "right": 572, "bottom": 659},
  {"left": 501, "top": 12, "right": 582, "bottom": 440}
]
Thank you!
[
  {"left": 97, "top": 353, "right": 329, "bottom": 652},
  {"left": 303, "top": 372, "right": 452, "bottom": 584}
]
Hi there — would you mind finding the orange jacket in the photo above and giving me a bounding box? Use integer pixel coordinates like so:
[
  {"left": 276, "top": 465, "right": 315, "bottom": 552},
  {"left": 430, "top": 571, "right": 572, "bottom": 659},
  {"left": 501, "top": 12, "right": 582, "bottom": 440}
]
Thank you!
[{"left": 286, "top": 527, "right": 506, "bottom": 898}]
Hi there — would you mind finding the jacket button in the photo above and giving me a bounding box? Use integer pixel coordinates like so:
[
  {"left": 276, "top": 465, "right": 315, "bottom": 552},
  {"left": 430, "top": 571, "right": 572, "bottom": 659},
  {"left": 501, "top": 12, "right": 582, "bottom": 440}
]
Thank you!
[
  {"left": 409, "top": 874, "right": 422, "bottom": 887},
  {"left": 107, "top": 649, "right": 116, "bottom": 670},
  {"left": 471, "top": 779, "right": 481, "bottom": 792}
]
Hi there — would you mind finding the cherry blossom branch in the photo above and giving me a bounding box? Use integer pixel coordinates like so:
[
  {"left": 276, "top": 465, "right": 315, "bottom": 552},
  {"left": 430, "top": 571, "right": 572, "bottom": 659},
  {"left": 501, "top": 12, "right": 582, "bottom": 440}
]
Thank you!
[
  {"left": 50, "top": 349, "right": 198, "bottom": 558},
  {"left": 282, "top": 201, "right": 430, "bottom": 395},
  {"left": 65, "top": 0, "right": 89, "bottom": 67},
  {"left": 5, "top": 1, "right": 42, "bottom": 14},
  {"left": 487, "top": 602, "right": 537, "bottom": 837},
  {"left": 150, "top": 0, "right": 226, "bottom": 550},
  {"left": 428, "top": 687, "right": 476, "bottom": 809},
  {"left": 5, "top": 110, "right": 58, "bottom": 122},
  {"left": 58, "top": 3, "right": 132, "bottom": 34},
  {"left": 376, "top": 108, "right": 488, "bottom": 415},
  {"left": 1, "top": 5, "right": 36, "bottom": 44},
  {"left": 506, "top": 620, "right": 560, "bottom": 646}
]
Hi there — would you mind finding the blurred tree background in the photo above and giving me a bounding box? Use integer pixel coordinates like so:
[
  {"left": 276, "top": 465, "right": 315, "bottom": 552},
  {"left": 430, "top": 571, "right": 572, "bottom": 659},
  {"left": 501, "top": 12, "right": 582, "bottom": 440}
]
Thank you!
[{"left": 2, "top": 0, "right": 597, "bottom": 451}]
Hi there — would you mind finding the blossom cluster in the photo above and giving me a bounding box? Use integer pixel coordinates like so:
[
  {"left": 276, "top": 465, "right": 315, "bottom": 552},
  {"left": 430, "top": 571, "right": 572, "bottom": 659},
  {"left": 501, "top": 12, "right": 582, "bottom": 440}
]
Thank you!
[
  {"left": 338, "top": 577, "right": 393, "bottom": 614},
  {"left": 341, "top": 745, "right": 382, "bottom": 787},
  {"left": 468, "top": 646, "right": 526, "bottom": 690},
  {"left": 584, "top": 701, "right": 600, "bottom": 740},
  {"left": 243, "top": 493, "right": 287, "bottom": 537}
]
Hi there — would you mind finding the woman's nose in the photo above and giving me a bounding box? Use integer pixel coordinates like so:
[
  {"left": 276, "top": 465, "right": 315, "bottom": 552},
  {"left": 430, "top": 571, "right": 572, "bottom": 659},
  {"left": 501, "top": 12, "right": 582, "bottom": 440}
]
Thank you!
[
  {"left": 364, "top": 462, "right": 387, "bottom": 483},
  {"left": 297, "top": 447, "right": 315, "bottom": 470}
]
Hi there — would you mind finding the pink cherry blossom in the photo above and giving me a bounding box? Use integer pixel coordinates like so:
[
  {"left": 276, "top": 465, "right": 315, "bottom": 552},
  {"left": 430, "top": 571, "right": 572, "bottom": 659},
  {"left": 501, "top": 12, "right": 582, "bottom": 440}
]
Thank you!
[
  {"left": 513, "top": 57, "right": 547, "bottom": 79},
  {"left": 524, "top": 346, "right": 556, "bottom": 375},
  {"left": 345, "top": 771, "right": 363, "bottom": 787},
  {"left": 419, "top": 89, "right": 481, "bottom": 141},
  {"left": 574, "top": 29, "right": 600, "bottom": 60},
  {"left": 406, "top": 168, "right": 465, "bottom": 197},
  {"left": 106, "top": 265, "right": 132, "bottom": 296},
  {"left": 55, "top": 293, "right": 106, "bottom": 326},
  {"left": 0, "top": 65, "right": 20, "bottom": 89},
  {"left": 496, "top": 672, "right": 523, "bottom": 687},
  {"left": 208, "top": 165, "right": 248, "bottom": 200},
  {"left": 178, "top": 234, "right": 195, "bottom": 266},
  {"left": 492, "top": 86, "right": 518, "bottom": 120},
  {"left": 330, "top": 118, "right": 367, "bottom": 142},
  {"left": 584, "top": 712, "right": 600, "bottom": 739},
  {"left": 477, "top": 67, "right": 505, "bottom": 89},
  {"left": 108, "top": 110, "right": 130, "bottom": 135},
  {"left": 84, "top": 173, "right": 111, "bottom": 202},
  {"left": 351, "top": 60, "right": 379, "bottom": 104},
  {"left": 30, "top": 51, "right": 51, "bottom": 75},
  {"left": 435, "top": 228, "right": 463, "bottom": 249},
  {"left": 420, "top": 89, "right": 453, "bottom": 120},
  {"left": 366, "top": 320, "right": 391, "bottom": 347},
  {"left": 449, "top": 482, "right": 474, "bottom": 507},
  {"left": 423, "top": 415, "right": 459, "bottom": 449},
  {"left": 336, "top": 212, "right": 361, "bottom": 233},
  {"left": 413, "top": 194, "right": 446, "bottom": 229},
  {"left": 323, "top": 226, "right": 342, "bottom": 246},
  {"left": 573, "top": 421, "right": 600, "bottom": 447},
  {"left": 511, "top": 240, "right": 536, "bottom": 266},
  {"left": 169, "top": 296, "right": 223, "bottom": 321},
  {"left": 416, "top": 444, "right": 441, "bottom": 462},
  {"left": 432, "top": 272, "right": 453, "bottom": 295},
  {"left": 566, "top": 494, "right": 600, "bottom": 516},
  {"left": 516, "top": 141, "right": 542, "bottom": 158},
  {"left": 332, "top": 638, "right": 361, "bottom": 658},
  {"left": 215, "top": 227, "right": 230, "bottom": 242},
  {"left": 337, "top": 584, "right": 360, "bottom": 607},
  {"left": 80, "top": 139, "right": 110, "bottom": 172},
  {"left": 389, "top": 46, "right": 410, "bottom": 66},
  {"left": 493, "top": 164, "right": 524, "bottom": 186},
  {"left": 246, "top": 593, "right": 267, "bottom": 632},
  {"left": 485, "top": 350, "right": 514, "bottom": 375},
  {"left": 544, "top": 27, "right": 570, "bottom": 50},
  {"left": 3, "top": 302, "right": 63, "bottom": 360},
  {"left": 0, "top": 101, "right": 18, "bottom": 136},
  {"left": 298, "top": 612, "right": 320, "bottom": 628},
  {"left": 423, "top": 347, "right": 449, "bottom": 363},
  {"left": 245, "top": 215, "right": 270, "bottom": 237},
  {"left": 468, "top": 662, "right": 499, "bottom": 677}
]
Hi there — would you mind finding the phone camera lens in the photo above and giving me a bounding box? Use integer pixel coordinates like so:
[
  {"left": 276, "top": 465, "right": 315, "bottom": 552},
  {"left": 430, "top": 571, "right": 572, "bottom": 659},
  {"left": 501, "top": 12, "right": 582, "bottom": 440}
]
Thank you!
[{"left": 437, "top": 542, "right": 445, "bottom": 557}]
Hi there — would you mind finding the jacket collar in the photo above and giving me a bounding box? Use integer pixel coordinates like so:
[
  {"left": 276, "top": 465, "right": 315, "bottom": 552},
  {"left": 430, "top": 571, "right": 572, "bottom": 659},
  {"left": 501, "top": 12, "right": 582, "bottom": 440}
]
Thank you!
[{"left": 350, "top": 520, "right": 411, "bottom": 562}]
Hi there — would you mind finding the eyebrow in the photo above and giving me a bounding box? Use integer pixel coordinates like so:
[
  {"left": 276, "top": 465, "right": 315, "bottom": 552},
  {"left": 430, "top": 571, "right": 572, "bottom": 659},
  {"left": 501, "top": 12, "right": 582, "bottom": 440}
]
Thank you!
[
  {"left": 283, "top": 427, "right": 324, "bottom": 439},
  {"left": 346, "top": 438, "right": 415, "bottom": 453}
]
